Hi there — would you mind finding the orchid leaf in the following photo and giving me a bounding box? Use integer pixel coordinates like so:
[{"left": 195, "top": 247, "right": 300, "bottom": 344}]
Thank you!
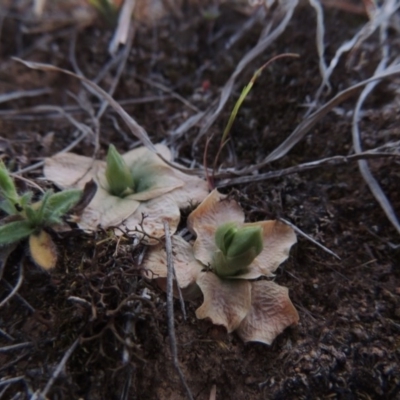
[{"left": 0, "top": 220, "right": 35, "bottom": 245}]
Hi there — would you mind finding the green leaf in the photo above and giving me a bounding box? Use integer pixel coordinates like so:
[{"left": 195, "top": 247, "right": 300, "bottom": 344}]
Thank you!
[
  {"left": 45, "top": 189, "right": 82, "bottom": 219},
  {"left": 0, "top": 162, "right": 19, "bottom": 203},
  {"left": 0, "top": 220, "right": 34, "bottom": 245},
  {"left": 19, "top": 191, "right": 33, "bottom": 209},
  {"left": 226, "top": 225, "right": 263, "bottom": 258},
  {"left": 105, "top": 145, "right": 135, "bottom": 197},
  {"left": 25, "top": 205, "right": 40, "bottom": 227},
  {"left": 0, "top": 200, "right": 17, "bottom": 216},
  {"left": 213, "top": 224, "right": 264, "bottom": 278},
  {"left": 215, "top": 222, "right": 237, "bottom": 254}
]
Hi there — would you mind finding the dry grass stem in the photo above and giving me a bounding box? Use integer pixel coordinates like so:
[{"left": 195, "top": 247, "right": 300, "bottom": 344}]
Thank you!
[{"left": 163, "top": 221, "right": 194, "bottom": 400}]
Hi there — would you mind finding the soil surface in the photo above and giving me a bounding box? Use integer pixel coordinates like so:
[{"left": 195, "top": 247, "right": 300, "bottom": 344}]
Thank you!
[{"left": 1, "top": 1, "right": 400, "bottom": 399}]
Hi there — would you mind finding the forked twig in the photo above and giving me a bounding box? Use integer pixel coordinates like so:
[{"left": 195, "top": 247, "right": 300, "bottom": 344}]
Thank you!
[
  {"left": 163, "top": 221, "right": 193, "bottom": 400},
  {"left": 33, "top": 337, "right": 80, "bottom": 400}
]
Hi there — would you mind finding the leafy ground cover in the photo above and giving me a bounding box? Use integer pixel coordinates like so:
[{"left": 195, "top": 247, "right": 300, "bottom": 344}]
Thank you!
[{"left": 0, "top": 1, "right": 399, "bottom": 399}]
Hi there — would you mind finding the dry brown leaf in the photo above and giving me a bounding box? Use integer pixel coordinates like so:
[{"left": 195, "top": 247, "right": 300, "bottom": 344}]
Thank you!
[
  {"left": 143, "top": 235, "right": 202, "bottom": 288},
  {"left": 237, "top": 220, "right": 297, "bottom": 279},
  {"left": 236, "top": 281, "right": 299, "bottom": 344},
  {"left": 195, "top": 272, "right": 252, "bottom": 333}
]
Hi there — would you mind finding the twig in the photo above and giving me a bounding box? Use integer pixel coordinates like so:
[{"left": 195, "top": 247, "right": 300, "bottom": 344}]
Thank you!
[
  {"left": 216, "top": 151, "right": 399, "bottom": 187},
  {"left": 0, "top": 88, "right": 51, "bottom": 104},
  {"left": 0, "top": 342, "right": 33, "bottom": 353},
  {"left": 109, "top": 0, "right": 136, "bottom": 55},
  {"left": 245, "top": 61, "right": 400, "bottom": 170},
  {"left": 0, "top": 376, "right": 25, "bottom": 387},
  {"left": 97, "top": 24, "right": 136, "bottom": 121},
  {"left": 193, "top": 0, "right": 299, "bottom": 146},
  {"left": 134, "top": 74, "right": 200, "bottom": 113},
  {"left": 34, "top": 337, "right": 80, "bottom": 400},
  {"left": 0, "top": 328, "right": 15, "bottom": 341},
  {"left": 163, "top": 221, "right": 193, "bottom": 400},
  {"left": 351, "top": 15, "right": 400, "bottom": 234},
  {"left": 2, "top": 279, "right": 36, "bottom": 313},
  {"left": 0, "top": 263, "right": 24, "bottom": 308},
  {"left": 16, "top": 128, "right": 92, "bottom": 175},
  {"left": 279, "top": 218, "right": 341, "bottom": 260},
  {"left": 10, "top": 174, "right": 45, "bottom": 193}
]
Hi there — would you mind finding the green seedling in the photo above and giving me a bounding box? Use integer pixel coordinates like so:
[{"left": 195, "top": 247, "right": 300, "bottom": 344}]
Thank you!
[
  {"left": 106, "top": 144, "right": 135, "bottom": 197},
  {"left": 204, "top": 53, "right": 299, "bottom": 188},
  {"left": 213, "top": 222, "right": 263, "bottom": 277},
  {"left": 0, "top": 162, "right": 82, "bottom": 270},
  {"left": 88, "top": 0, "right": 120, "bottom": 25}
]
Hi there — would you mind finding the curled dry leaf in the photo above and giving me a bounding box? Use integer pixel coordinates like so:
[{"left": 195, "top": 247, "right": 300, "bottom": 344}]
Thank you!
[
  {"left": 144, "top": 189, "right": 298, "bottom": 344},
  {"left": 29, "top": 230, "right": 57, "bottom": 270},
  {"left": 236, "top": 281, "right": 299, "bottom": 344},
  {"left": 44, "top": 144, "right": 208, "bottom": 241},
  {"left": 195, "top": 272, "right": 252, "bottom": 333}
]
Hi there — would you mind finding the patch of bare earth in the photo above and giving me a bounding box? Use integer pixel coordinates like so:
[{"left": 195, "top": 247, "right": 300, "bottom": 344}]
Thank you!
[{"left": 0, "top": 1, "right": 399, "bottom": 399}]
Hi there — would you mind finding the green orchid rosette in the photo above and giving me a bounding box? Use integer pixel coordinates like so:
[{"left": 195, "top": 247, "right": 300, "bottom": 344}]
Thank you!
[
  {"left": 105, "top": 144, "right": 135, "bottom": 197},
  {"left": 143, "top": 189, "right": 299, "bottom": 345},
  {"left": 44, "top": 143, "right": 209, "bottom": 240},
  {"left": 213, "top": 222, "right": 264, "bottom": 277}
]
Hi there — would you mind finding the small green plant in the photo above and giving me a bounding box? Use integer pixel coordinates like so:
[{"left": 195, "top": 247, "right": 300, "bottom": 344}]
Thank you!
[
  {"left": 88, "top": 0, "right": 120, "bottom": 25},
  {"left": 213, "top": 222, "right": 264, "bottom": 277},
  {"left": 0, "top": 162, "right": 82, "bottom": 270}
]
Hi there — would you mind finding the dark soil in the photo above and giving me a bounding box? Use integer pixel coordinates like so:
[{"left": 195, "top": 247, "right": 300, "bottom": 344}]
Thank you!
[{"left": 1, "top": 1, "right": 400, "bottom": 399}]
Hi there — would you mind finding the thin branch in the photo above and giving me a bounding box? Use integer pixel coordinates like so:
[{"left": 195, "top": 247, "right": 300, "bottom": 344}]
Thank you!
[
  {"left": 0, "top": 342, "right": 33, "bottom": 353},
  {"left": 163, "top": 221, "right": 193, "bottom": 400},
  {"left": 0, "top": 376, "right": 25, "bottom": 387},
  {"left": 351, "top": 15, "right": 400, "bottom": 234},
  {"left": 34, "top": 337, "right": 80, "bottom": 400},
  {"left": 1, "top": 279, "right": 35, "bottom": 313},
  {"left": 279, "top": 218, "right": 341, "bottom": 260},
  {"left": 216, "top": 151, "right": 399, "bottom": 187},
  {"left": 0, "top": 263, "right": 24, "bottom": 308},
  {"left": 193, "top": 0, "right": 299, "bottom": 146},
  {"left": 0, "top": 88, "right": 51, "bottom": 104}
]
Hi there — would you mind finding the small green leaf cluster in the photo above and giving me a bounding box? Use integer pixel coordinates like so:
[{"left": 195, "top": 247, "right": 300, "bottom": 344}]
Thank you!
[
  {"left": 0, "top": 162, "right": 82, "bottom": 246},
  {"left": 105, "top": 144, "right": 135, "bottom": 197},
  {"left": 213, "top": 222, "right": 264, "bottom": 277},
  {"left": 88, "top": 0, "right": 119, "bottom": 26}
]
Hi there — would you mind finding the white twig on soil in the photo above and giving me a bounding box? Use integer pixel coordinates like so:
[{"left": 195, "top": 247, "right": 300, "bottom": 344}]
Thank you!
[
  {"left": 309, "top": 0, "right": 400, "bottom": 113},
  {"left": 193, "top": 0, "right": 299, "bottom": 146},
  {"left": 0, "top": 375, "right": 25, "bottom": 387},
  {"left": 244, "top": 62, "right": 400, "bottom": 170},
  {"left": 351, "top": 9, "right": 400, "bottom": 234},
  {"left": 216, "top": 150, "right": 400, "bottom": 186},
  {"left": 279, "top": 218, "right": 341, "bottom": 260},
  {"left": 0, "top": 263, "right": 24, "bottom": 308},
  {"left": 0, "top": 88, "right": 51, "bottom": 104},
  {"left": 0, "top": 342, "right": 33, "bottom": 352},
  {"left": 163, "top": 221, "right": 193, "bottom": 400},
  {"left": 33, "top": 337, "right": 80, "bottom": 400},
  {"left": 109, "top": 0, "right": 136, "bottom": 55},
  {"left": 2, "top": 279, "right": 35, "bottom": 313},
  {"left": 308, "top": 0, "right": 328, "bottom": 89}
]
